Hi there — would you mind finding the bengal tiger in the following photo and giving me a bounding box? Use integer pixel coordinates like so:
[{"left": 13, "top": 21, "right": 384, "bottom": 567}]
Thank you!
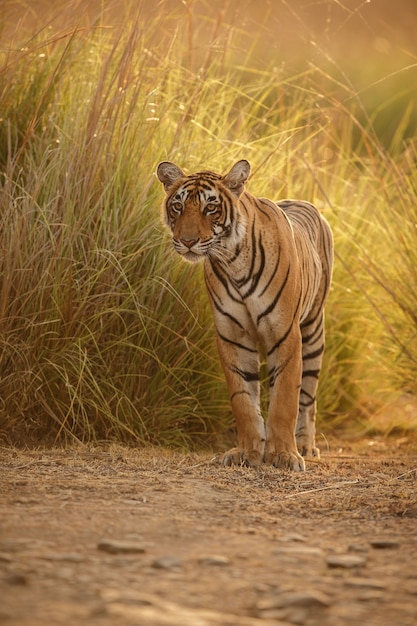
[{"left": 156, "top": 159, "right": 333, "bottom": 471}]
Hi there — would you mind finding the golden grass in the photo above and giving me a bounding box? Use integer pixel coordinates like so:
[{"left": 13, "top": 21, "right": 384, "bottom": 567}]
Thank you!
[{"left": 0, "top": 1, "right": 416, "bottom": 447}]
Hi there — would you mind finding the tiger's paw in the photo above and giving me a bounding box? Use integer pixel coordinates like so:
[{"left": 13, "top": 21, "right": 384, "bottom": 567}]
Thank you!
[
  {"left": 298, "top": 443, "right": 321, "bottom": 459},
  {"left": 264, "top": 449, "right": 306, "bottom": 472},
  {"left": 222, "top": 447, "right": 263, "bottom": 468}
]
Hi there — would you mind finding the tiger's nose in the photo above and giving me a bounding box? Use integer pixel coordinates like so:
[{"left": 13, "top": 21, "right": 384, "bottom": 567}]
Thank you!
[{"left": 180, "top": 238, "right": 198, "bottom": 249}]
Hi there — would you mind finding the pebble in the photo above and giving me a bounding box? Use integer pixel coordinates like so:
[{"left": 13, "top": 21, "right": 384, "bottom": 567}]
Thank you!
[
  {"left": 326, "top": 554, "right": 366, "bottom": 569},
  {"left": 259, "top": 607, "right": 308, "bottom": 623},
  {"left": 348, "top": 543, "right": 368, "bottom": 553},
  {"left": 198, "top": 555, "right": 230, "bottom": 566},
  {"left": 97, "top": 540, "right": 146, "bottom": 555},
  {"left": 257, "top": 591, "right": 331, "bottom": 625},
  {"left": 281, "top": 533, "right": 307, "bottom": 543},
  {"left": 257, "top": 590, "right": 332, "bottom": 610},
  {"left": 151, "top": 556, "right": 181, "bottom": 570},
  {"left": 273, "top": 546, "right": 323, "bottom": 557}
]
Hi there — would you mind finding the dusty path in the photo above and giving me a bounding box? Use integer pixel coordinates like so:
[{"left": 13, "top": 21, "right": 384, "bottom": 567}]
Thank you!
[{"left": 1, "top": 437, "right": 416, "bottom": 626}]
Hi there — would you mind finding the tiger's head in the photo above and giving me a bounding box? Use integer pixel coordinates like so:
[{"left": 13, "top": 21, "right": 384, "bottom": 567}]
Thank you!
[{"left": 156, "top": 160, "right": 250, "bottom": 263}]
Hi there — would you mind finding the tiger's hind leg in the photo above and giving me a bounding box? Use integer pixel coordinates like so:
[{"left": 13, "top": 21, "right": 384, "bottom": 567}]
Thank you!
[{"left": 296, "top": 312, "right": 325, "bottom": 458}]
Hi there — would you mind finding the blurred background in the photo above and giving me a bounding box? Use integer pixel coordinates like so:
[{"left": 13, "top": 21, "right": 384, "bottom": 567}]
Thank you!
[
  {"left": 4, "top": 0, "right": 417, "bottom": 69},
  {"left": 0, "top": 0, "right": 416, "bottom": 448}
]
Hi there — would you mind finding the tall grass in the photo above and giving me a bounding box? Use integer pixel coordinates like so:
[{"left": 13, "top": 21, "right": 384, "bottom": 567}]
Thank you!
[{"left": 0, "top": 3, "right": 416, "bottom": 447}]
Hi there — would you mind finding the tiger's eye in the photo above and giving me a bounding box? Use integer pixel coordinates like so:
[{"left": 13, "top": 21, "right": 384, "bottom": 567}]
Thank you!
[
  {"left": 171, "top": 202, "right": 183, "bottom": 214},
  {"left": 204, "top": 204, "right": 219, "bottom": 215}
]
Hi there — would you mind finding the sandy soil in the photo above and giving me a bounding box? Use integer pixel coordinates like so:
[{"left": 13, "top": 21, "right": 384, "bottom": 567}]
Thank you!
[{"left": 1, "top": 436, "right": 416, "bottom": 626}]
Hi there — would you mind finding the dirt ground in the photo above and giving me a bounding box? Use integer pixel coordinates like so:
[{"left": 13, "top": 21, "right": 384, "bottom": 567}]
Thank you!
[{"left": 1, "top": 435, "right": 416, "bottom": 626}]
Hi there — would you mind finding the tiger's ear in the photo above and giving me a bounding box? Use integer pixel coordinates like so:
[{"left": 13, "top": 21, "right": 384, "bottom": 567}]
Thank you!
[
  {"left": 156, "top": 161, "right": 185, "bottom": 191},
  {"left": 223, "top": 160, "right": 251, "bottom": 197}
]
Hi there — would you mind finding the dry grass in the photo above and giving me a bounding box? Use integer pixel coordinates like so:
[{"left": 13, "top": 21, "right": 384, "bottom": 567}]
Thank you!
[{"left": 0, "top": 0, "right": 416, "bottom": 448}]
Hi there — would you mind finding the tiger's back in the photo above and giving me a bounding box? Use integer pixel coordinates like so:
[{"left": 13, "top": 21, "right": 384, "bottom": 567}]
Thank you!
[{"left": 157, "top": 159, "right": 333, "bottom": 470}]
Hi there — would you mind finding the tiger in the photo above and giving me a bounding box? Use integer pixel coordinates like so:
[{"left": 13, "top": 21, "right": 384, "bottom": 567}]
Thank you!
[{"left": 156, "top": 159, "right": 333, "bottom": 471}]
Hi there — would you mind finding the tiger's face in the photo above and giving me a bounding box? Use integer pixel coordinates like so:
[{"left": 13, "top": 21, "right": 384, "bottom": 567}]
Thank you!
[
  {"left": 164, "top": 171, "right": 227, "bottom": 263},
  {"left": 157, "top": 160, "right": 250, "bottom": 263}
]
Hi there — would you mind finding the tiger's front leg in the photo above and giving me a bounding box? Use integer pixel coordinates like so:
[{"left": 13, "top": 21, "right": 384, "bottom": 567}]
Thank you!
[
  {"left": 215, "top": 332, "right": 265, "bottom": 467},
  {"left": 264, "top": 326, "right": 306, "bottom": 472}
]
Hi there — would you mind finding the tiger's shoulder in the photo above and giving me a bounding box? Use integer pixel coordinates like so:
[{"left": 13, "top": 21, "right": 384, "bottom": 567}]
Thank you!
[{"left": 275, "top": 199, "right": 332, "bottom": 240}]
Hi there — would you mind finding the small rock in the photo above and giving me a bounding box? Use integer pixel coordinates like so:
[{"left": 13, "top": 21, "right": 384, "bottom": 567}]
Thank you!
[
  {"left": 274, "top": 546, "right": 323, "bottom": 557},
  {"left": 260, "top": 607, "right": 308, "bottom": 623},
  {"left": 326, "top": 554, "right": 366, "bottom": 569},
  {"left": 257, "top": 590, "right": 331, "bottom": 611},
  {"left": 348, "top": 544, "right": 368, "bottom": 553},
  {"left": 281, "top": 533, "right": 307, "bottom": 543},
  {"left": 0, "top": 553, "right": 12, "bottom": 563},
  {"left": 198, "top": 555, "right": 230, "bottom": 566},
  {"left": 151, "top": 556, "right": 181, "bottom": 570},
  {"left": 97, "top": 540, "right": 146, "bottom": 555},
  {"left": 370, "top": 539, "right": 399, "bottom": 549},
  {"left": 345, "top": 577, "right": 386, "bottom": 590}
]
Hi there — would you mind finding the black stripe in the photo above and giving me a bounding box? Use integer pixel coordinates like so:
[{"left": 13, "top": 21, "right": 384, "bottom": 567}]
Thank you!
[
  {"left": 230, "top": 390, "right": 252, "bottom": 401},
  {"left": 303, "top": 345, "right": 324, "bottom": 361},
  {"left": 256, "top": 198, "right": 273, "bottom": 220},
  {"left": 266, "top": 321, "right": 293, "bottom": 357},
  {"left": 302, "top": 369, "right": 320, "bottom": 379},
  {"left": 229, "top": 366, "right": 260, "bottom": 382},
  {"left": 243, "top": 233, "right": 266, "bottom": 299},
  {"left": 257, "top": 264, "right": 290, "bottom": 324},
  {"left": 209, "top": 259, "right": 241, "bottom": 303},
  {"left": 240, "top": 198, "right": 255, "bottom": 217},
  {"left": 200, "top": 181, "right": 216, "bottom": 191},
  {"left": 299, "top": 390, "right": 316, "bottom": 407},
  {"left": 229, "top": 241, "right": 242, "bottom": 262},
  {"left": 234, "top": 218, "right": 257, "bottom": 288},
  {"left": 266, "top": 290, "right": 303, "bottom": 356},
  {"left": 217, "top": 331, "right": 257, "bottom": 353},
  {"left": 258, "top": 248, "right": 281, "bottom": 298},
  {"left": 205, "top": 279, "right": 244, "bottom": 330},
  {"left": 301, "top": 314, "right": 323, "bottom": 343},
  {"left": 268, "top": 355, "right": 292, "bottom": 387},
  {"left": 299, "top": 398, "right": 315, "bottom": 407},
  {"left": 277, "top": 200, "right": 315, "bottom": 211}
]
